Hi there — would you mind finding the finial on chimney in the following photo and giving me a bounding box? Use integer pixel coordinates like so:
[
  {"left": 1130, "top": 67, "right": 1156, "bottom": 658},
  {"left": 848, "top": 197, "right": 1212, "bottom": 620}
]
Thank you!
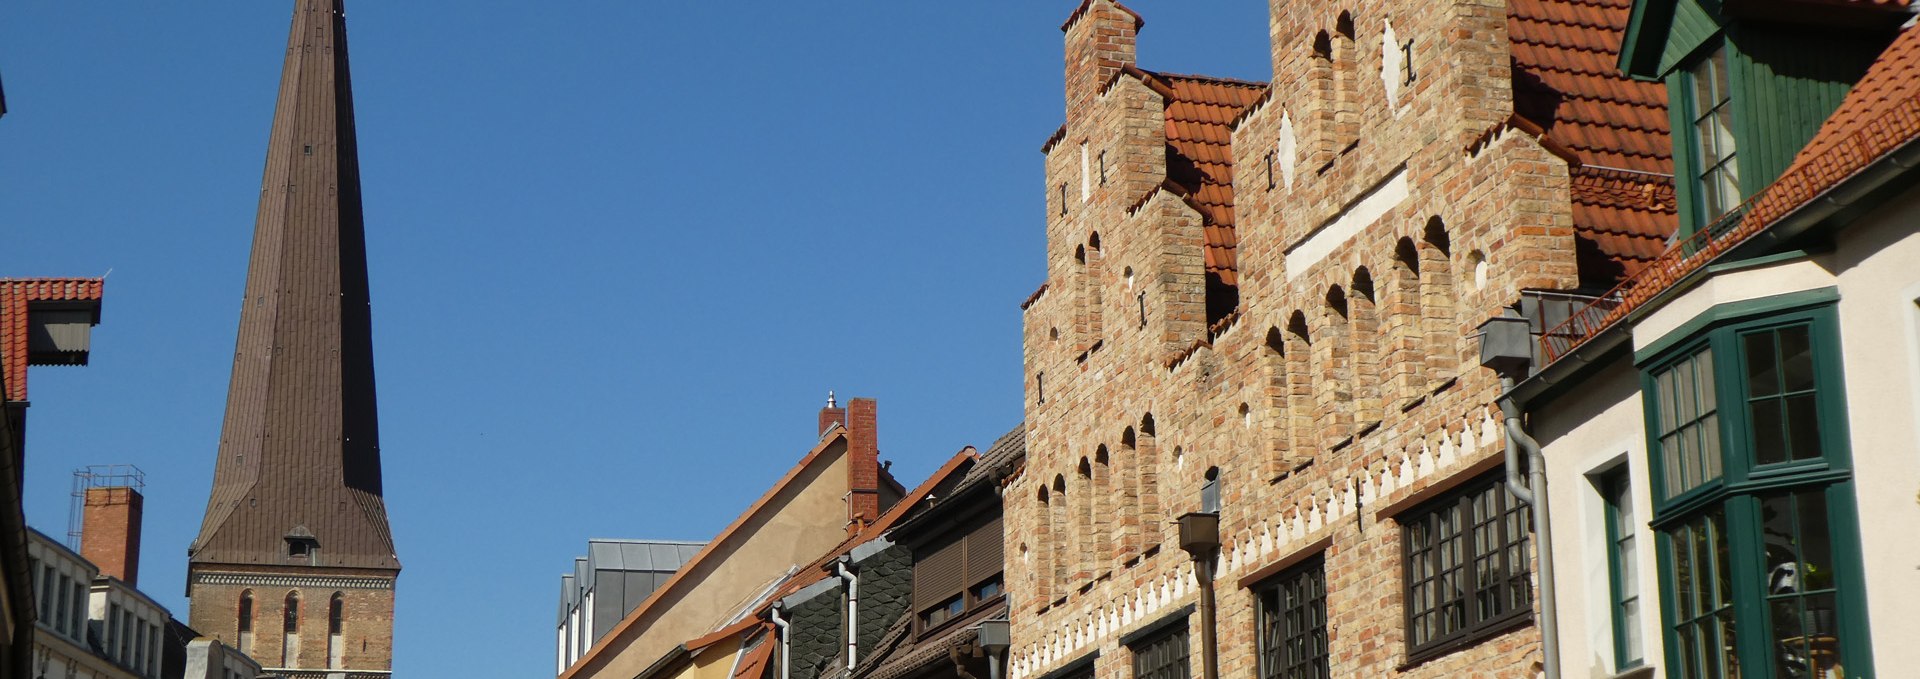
[{"left": 827, "top": 390, "right": 837, "bottom": 408}]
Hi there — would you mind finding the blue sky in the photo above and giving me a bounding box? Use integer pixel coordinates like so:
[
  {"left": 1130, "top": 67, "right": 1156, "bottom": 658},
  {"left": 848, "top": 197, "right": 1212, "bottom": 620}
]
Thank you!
[{"left": 1, "top": 2, "right": 1269, "bottom": 676}]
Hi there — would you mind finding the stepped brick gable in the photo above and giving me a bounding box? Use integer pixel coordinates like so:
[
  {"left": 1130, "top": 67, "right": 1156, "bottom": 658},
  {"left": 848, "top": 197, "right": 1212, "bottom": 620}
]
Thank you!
[{"left": 1008, "top": 1, "right": 1671, "bottom": 677}]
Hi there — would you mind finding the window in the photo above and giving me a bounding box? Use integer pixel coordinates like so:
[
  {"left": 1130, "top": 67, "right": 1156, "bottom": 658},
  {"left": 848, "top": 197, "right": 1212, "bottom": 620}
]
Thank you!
[
  {"left": 1131, "top": 623, "right": 1191, "bottom": 679},
  {"left": 38, "top": 565, "right": 54, "bottom": 624},
  {"left": 1654, "top": 347, "right": 1721, "bottom": 499},
  {"left": 1256, "top": 556, "right": 1328, "bottom": 679},
  {"left": 56, "top": 573, "right": 71, "bottom": 634},
  {"left": 1602, "top": 470, "right": 1645, "bottom": 670},
  {"left": 70, "top": 581, "right": 84, "bottom": 638},
  {"left": 911, "top": 515, "right": 1004, "bottom": 635},
  {"left": 1686, "top": 45, "right": 1740, "bottom": 223},
  {"left": 1643, "top": 302, "right": 1869, "bottom": 678},
  {"left": 1399, "top": 471, "right": 1531, "bottom": 661},
  {"left": 329, "top": 593, "right": 346, "bottom": 669},
  {"left": 284, "top": 591, "right": 301, "bottom": 667}
]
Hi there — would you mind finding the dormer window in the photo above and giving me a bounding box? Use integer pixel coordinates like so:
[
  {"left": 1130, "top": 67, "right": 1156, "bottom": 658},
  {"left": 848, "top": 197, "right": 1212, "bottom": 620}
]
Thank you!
[
  {"left": 289, "top": 538, "right": 315, "bottom": 558},
  {"left": 1686, "top": 45, "right": 1740, "bottom": 224}
]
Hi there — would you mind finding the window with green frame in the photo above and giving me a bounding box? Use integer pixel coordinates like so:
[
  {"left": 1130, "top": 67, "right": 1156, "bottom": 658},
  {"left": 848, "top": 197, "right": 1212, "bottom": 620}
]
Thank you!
[
  {"left": 1642, "top": 301, "right": 1873, "bottom": 679},
  {"left": 1684, "top": 44, "right": 1741, "bottom": 227},
  {"left": 1602, "top": 469, "right": 1645, "bottom": 671}
]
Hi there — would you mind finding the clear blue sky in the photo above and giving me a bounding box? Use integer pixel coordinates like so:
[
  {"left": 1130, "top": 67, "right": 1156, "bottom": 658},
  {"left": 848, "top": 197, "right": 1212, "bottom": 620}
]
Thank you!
[{"left": 1, "top": 2, "right": 1269, "bottom": 676}]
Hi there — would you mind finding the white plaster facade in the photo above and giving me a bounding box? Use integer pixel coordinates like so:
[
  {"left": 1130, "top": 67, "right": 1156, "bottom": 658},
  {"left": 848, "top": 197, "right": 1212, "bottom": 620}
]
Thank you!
[{"left": 1531, "top": 185, "right": 1920, "bottom": 679}]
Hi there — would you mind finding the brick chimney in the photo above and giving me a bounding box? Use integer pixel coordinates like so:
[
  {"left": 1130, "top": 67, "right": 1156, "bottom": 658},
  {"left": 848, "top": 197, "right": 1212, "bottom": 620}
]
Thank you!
[
  {"left": 818, "top": 391, "right": 847, "bottom": 436},
  {"left": 81, "top": 486, "right": 142, "bottom": 586},
  {"left": 1063, "top": 0, "right": 1143, "bottom": 114},
  {"left": 845, "top": 397, "right": 880, "bottom": 530}
]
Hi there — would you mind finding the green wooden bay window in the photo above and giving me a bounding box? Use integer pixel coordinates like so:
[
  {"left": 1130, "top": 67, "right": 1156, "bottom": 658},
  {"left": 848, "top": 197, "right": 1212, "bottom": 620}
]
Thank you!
[{"left": 1641, "top": 298, "right": 1873, "bottom": 679}]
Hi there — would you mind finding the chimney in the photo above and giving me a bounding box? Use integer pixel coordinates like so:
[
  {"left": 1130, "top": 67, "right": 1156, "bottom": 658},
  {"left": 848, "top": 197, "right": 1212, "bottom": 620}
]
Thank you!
[
  {"left": 81, "top": 486, "right": 143, "bottom": 586},
  {"left": 845, "top": 398, "right": 880, "bottom": 530},
  {"left": 818, "top": 391, "right": 847, "bottom": 437},
  {"left": 1063, "top": 0, "right": 1142, "bottom": 114}
]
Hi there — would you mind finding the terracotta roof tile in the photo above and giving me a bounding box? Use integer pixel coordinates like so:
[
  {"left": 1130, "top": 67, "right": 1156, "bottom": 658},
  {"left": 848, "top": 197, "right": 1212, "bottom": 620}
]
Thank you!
[
  {"left": 1, "top": 278, "right": 105, "bottom": 403},
  {"left": 1542, "top": 25, "right": 1920, "bottom": 363},
  {"left": 1510, "top": 0, "right": 1679, "bottom": 283},
  {"left": 1146, "top": 71, "right": 1268, "bottom": 286}
]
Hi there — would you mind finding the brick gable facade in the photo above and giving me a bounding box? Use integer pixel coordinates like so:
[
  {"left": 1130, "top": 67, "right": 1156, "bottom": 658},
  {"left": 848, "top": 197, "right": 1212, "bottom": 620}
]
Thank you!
[{"left": 1007, "top": 1, "right": 1663, "bottom": 677}]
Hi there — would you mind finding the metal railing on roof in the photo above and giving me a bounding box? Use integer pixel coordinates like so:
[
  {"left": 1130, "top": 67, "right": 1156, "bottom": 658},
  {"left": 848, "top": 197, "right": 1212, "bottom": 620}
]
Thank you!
[{"left": 1539, "top": 95, "right": 1920, "bottom": 364}]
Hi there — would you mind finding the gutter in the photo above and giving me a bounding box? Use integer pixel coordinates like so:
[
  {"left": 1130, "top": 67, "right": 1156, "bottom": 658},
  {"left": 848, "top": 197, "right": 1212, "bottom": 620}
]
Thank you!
[
  {"left": 1498, "top": 376, "right": 1561, "bottom": 679},
  {"left": 768, "top": 606, "right": 791, "bottom": 679},
  {"left": 834, "top": 558, "right": 858, "bottom": 670}
]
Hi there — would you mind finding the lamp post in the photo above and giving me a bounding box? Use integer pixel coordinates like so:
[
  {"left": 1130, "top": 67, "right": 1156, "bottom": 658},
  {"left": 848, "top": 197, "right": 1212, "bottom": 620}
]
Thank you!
[{"left": 1178, "top": 512, "right": 1221, "bottom": 679}]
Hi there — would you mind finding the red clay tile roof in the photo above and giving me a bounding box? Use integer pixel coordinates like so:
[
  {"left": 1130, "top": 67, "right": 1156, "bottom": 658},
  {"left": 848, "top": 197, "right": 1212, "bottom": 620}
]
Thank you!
[
  {"left": 1, "top": 278, "right": 105, "bottom": 403},
  {"left": 1542, "top": 25, "right": 1920, "bottom": 363},
  {"left": 1510, "top": 0, "right": 1678, "bottom": 282},
  {"left": 1141, "top": 69, "right": 1268, "bottom": 286}
]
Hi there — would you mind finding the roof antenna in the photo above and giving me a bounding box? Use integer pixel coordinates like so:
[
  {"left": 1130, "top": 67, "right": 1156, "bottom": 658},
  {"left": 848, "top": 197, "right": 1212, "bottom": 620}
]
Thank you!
[{"left": 826, "top": 390, "right": 837, "bottom": 408}]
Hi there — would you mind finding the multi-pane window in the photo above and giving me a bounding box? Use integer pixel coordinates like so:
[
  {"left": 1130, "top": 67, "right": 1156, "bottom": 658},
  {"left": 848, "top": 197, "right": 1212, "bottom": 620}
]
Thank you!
[
  {"left": 1400, "top": 471, "right": 1531, "bottom": 661},
  {"left": 1256, "top": 556, "right": 1328, "bottom": 679},
  {"left": 1131, "top": 624, "right": 1191, "bottom": 679},
  {"left": 1742, "top": 325, "right": 1821, "bottom": 466},
  {"left": 1603, "top": 471, "right": 1644, "bottom": 670},
  {"left": 1688, "top": 45, "right": 1740, "bottom": 222},
  {"left": 56, "top": 573, "right": 71, "bottom": 634},
  {"left": 1644, "top": 305, "right": 1869, "bottom": 679},
  {"left": 912, "top": 514, "right": 1004, "bottom": 635},
  {"left": 38, "top": 565, "right": 54, "bottom": 623},
  {"left": 1655, "top": 348, "right": 1721, "bottom": 499}
]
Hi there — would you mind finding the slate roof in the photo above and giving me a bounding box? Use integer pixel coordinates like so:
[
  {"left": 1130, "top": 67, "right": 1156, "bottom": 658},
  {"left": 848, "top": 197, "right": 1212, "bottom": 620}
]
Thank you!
[
  {"left": 1510, "top": 0, "right": 1678, "bottom": 283},
  {"left": 1142, "top": 70, "right": 1268, "bottom": 287},
  {"left": 0, "top": 278, "right": 104, "bottom": 404},
  {"left": 190, "top": 0, "right": 398, "bottom": 571}
]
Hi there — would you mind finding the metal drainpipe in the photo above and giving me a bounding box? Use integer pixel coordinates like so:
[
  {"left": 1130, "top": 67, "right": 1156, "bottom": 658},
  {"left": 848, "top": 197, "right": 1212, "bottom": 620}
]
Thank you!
[
  {"left": 1499, "top": 376, "right": 1560, "bottom": 679},
  {"left": 1195, "top": 557, "right": 1220, "bottom": 679},
  {"left": 770, "top": 605, "right": 792, "bottom": 679},
  {"left": 835, "top": 558, "right": 859, "bottom": 670}
]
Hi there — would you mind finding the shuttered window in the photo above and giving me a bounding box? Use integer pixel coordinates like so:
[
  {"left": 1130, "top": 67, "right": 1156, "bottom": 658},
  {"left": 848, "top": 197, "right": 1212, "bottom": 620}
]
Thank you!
[{"left": 913, "top": 514, "right": 1006, "bottom": 634}]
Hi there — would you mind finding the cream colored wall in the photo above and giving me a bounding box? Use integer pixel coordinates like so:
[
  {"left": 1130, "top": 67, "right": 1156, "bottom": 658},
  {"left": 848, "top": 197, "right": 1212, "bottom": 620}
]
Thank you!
[
  {"left": 1533, "top": 357, "right": 1664, "bottom": 679},
  {"left": 686, "top": 637, "right": 745, "bottom": 679},
  {"left": 1611, "top": 186, "right": 1920, "bottom": 676},
  {"left": 1826, "top": 189, "right": 1920, "bottom": 672},
  {"left": 583, "top": 441, "right": 854, "bottom": 679}
]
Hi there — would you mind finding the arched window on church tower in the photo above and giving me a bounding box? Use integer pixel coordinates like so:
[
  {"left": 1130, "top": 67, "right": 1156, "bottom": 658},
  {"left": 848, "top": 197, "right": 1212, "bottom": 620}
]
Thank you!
[
  {"left": 283, "top": 591, "right": 300, "bottom": 668},
  {"left": 328, "top": 593, "right": 345, "bottom": 669},
  {"left": 237, "top": 590, "right": 254, "bottom": 654}
]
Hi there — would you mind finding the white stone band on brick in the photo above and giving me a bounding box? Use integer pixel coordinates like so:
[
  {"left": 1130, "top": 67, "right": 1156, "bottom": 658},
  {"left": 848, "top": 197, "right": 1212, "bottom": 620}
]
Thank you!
[{"left": 191, "top": 572, "right": 394, "bottom": 591}]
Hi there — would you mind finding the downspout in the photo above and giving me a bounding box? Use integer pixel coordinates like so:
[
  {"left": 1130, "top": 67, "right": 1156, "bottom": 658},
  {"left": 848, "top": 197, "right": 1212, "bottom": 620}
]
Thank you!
[
  {"left": 769, "top": 605, "right": 792, "bottom": 679},
  {"left": 834, "top": 558, "right": 858, "bottom": 670},
  {"left": 1500, "top": 375, "right": 1560, "bottom": 679}
]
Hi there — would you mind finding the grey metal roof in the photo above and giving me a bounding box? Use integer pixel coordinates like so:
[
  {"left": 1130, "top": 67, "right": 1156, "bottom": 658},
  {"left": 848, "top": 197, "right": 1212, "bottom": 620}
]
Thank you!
[
  {"left": 585, "top": 539, "right": 704, "bottom": 574},
  {"left": 559, "top": 573, "right": 578, "bottom": 625}
]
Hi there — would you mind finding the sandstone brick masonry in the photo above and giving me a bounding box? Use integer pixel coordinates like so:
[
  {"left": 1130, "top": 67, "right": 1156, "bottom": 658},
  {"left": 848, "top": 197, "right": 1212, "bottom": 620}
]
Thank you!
[{"left": 1009, "top": 1, "right": 1609, "bottom": 677}]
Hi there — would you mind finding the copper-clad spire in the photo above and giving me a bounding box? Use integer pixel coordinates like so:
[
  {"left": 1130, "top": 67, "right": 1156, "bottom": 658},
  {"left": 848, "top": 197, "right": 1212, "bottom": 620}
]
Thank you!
[{"left": 190, "top": 0, "right": 397, "bottom": 571}]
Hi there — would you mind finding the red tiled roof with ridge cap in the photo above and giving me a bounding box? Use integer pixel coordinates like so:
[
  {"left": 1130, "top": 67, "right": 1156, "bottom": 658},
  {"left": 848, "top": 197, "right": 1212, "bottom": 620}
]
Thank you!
[
  {"left": 2, "top": 278, "right": 104, "bottom": 403},
  {"left": 1510, "top": 0, "right": 1678, "bottom": 283},
  {"left": 1147, "top": 70, "right": 1269, "bottom": 286}
]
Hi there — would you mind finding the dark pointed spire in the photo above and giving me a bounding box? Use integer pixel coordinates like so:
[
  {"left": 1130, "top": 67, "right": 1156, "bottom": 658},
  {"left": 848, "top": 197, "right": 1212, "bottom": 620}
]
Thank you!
[{"left": 191, "top": 0, "right": 397, "bottom": 571}]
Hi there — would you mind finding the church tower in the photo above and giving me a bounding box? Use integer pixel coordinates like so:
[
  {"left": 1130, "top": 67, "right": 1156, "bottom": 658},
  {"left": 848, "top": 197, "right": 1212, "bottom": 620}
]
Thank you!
[{"left": 187, "top": 2, "right": 399, "bottom": 676}]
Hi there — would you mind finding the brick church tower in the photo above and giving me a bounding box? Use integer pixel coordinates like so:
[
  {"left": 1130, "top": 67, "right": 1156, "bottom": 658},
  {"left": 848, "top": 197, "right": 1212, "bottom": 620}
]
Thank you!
[{"left": 187, "top": 2, "right": 400, "bottom": 676}]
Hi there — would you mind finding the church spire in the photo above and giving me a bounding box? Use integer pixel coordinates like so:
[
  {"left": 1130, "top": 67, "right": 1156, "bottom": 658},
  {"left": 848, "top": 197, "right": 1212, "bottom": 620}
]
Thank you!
[{"left": 190, "top": 0, "right": 397, "bottom": 572}]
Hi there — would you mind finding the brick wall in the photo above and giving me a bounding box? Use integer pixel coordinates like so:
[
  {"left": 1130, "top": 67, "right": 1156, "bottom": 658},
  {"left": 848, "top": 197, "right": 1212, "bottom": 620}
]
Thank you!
[
  {"left": 1009, "top": 1, "right": 1581, "bottom": 678},
  {"left": 186, "top": 567, "right": 396, "bottom": 673}
]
